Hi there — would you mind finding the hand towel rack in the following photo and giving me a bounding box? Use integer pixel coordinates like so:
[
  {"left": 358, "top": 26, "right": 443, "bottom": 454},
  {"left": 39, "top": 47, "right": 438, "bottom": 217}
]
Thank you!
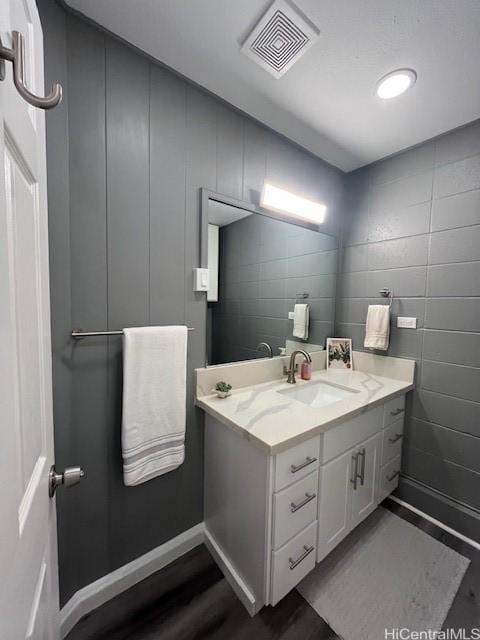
[
  {"left": 72, "top": 328, "right": 194, "bottom": 340},
  {"left": 379, "top": 288, "right": 393, "bottom": 307}
]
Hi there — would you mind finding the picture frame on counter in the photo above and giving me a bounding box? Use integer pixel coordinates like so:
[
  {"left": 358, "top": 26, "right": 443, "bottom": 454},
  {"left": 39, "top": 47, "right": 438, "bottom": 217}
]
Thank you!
[{"left": 326, "top": 338, "right": 353, "bottom": 370}]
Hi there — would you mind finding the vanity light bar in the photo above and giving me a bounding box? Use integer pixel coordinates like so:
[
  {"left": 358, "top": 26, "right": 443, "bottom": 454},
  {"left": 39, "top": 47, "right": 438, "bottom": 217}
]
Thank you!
[{"left": 260, "top": 183, "right": 327, "bottom": 224}]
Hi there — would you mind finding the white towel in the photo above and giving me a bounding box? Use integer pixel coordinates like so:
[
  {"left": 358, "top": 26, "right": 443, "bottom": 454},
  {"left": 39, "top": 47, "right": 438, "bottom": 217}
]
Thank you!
[
  {"left": 364, "top": 305, "right": 390, "bottom": 350},
  {"left": 293, "top": 304, "right": 309, "bottom": 340},
  {"left": 122, "top": 326, "right": 187, "bottom": 486}
]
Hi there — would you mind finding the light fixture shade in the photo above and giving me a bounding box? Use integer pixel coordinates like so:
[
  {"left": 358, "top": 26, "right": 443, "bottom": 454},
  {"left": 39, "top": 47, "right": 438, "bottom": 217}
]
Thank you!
[
  {"left": 376, "top": 69, "right": 417, "bottom": 99},
  {"left": 260, "top": 183, "right": 327, "bottom": 224}
]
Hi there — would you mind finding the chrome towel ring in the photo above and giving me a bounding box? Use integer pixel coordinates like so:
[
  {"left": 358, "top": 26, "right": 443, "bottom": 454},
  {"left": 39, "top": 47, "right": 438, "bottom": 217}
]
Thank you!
[{"left": 379, "top": 288, "right": 393, "bottom": 307}]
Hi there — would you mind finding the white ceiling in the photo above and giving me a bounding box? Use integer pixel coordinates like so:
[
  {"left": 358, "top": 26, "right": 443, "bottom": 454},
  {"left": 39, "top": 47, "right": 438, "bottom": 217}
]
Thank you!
[{"left": 65, "top": 0, "right": 480, "bottom": 171}]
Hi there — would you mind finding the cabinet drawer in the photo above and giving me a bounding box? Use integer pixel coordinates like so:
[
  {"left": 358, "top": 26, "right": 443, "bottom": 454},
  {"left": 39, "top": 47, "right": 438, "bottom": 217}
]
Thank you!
[
  {"left": 382, "top": 417, "right": 405, "bottom": 466},
  {"left": 377, "top": 455, "right": 401, "bottom": 502},
  {"left": 383, "top": 395, "right": 406, "bottom": 427},
  {"left": 274, "top": 436, "right": 320, "bottom": 491},
  {"left": 273, "top": 471, "right": 318, "bottom": 549},
  {"left": 321, "top": 406, "right": 383, "bottom": 463},
  {"left": 270, "top": 520, "right": 317, "bottom": 605}
]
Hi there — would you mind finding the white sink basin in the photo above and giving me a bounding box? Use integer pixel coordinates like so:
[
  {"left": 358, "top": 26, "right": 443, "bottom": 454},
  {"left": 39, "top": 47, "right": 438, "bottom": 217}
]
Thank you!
[{"left": 277, "top": 380, "right": 358, "bottom": 408}]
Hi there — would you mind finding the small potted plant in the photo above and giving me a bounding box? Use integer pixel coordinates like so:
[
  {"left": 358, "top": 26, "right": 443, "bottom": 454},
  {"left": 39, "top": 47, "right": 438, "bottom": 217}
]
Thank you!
[{"left": 214, "top": 381, "right": 232, "bottom": 398}]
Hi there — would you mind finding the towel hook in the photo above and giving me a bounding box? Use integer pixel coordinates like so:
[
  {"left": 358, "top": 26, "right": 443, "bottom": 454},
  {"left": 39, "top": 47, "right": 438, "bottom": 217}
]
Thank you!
[
  {"left": 0, "top": 31, "right": 62, "bottom": 109},
  {"left": 379, "top": 288, "right": 393, "bottom": 308}
]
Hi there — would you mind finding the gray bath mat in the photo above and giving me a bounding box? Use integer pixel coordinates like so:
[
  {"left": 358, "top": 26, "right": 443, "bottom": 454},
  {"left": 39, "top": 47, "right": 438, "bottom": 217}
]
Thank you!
[{"left": 297, "top": 507, "right": 469, "bottom": 640}]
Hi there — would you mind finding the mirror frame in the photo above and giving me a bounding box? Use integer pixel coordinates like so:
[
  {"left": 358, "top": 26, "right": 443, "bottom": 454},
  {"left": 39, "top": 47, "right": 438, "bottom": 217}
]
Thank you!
[{"left": 200, "top": 188, "right": 338, "bottom": 367}]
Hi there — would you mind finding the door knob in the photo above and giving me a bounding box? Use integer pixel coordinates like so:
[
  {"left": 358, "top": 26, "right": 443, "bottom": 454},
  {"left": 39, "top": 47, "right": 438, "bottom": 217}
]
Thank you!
[{"left": 49, "top": 465, "right": 84, "bottom": 498}]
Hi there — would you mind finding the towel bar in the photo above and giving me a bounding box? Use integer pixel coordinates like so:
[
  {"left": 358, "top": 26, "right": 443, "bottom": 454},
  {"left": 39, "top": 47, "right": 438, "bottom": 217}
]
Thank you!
[{"left": 72, "top": 328, "right": 194, "bottom": 339}]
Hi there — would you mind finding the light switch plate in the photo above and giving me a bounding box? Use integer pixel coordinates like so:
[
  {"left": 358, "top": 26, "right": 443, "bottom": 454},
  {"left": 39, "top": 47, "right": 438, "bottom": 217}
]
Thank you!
[
  {"left": 397, "top": 316, "right": 417, "bottom": 329},
  {"left": 288, "top": 311, "right": 295, "bottom": 320},
  {"left": 193, "top": 268, "right": 209, "bottom": 292}
]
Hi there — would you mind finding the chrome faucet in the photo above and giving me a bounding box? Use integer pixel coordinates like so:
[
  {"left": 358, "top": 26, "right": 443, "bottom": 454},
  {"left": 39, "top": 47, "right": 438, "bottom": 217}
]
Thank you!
[
  {"left": 285, "top": 349, "right": 311, "bottom": 384},
  {"left": 256, "top": 341, "right": 273, "bottom": 358}
]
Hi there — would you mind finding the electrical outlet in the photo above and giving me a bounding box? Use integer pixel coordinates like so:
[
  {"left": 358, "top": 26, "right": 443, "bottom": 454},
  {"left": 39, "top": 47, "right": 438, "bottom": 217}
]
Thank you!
[{"left": 397, "top": 316, "right": 417, "bottom": 329}]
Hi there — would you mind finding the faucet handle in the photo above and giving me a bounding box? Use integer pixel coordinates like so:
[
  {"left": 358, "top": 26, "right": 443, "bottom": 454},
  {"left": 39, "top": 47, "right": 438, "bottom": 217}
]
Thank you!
[{"left": 283, "top": 364, "right": 298, "bottom": 376}]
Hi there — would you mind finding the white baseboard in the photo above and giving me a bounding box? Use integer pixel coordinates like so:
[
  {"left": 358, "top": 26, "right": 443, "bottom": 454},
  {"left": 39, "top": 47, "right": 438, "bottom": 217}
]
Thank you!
[
  {"left": 60, "top": 522, "right": 205, "bottom": 639},
  {"left": 389, "top": 496, "right": 480, "bottom": 552},
  {"left": 203, "top": 526, "right": 258, "bottom": 617}
]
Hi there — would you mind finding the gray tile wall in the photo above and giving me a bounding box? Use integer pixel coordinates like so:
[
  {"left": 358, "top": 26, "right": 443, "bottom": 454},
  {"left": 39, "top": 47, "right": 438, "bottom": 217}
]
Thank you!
[
  {"left": 340, "top": 120, "right": 480, "bottom": 541},
  {"left": 210, "top": 215, "right": 338, "bottom": 364},
  {"left": 39, "top": 0, "right": 343, "bottom": 604}
]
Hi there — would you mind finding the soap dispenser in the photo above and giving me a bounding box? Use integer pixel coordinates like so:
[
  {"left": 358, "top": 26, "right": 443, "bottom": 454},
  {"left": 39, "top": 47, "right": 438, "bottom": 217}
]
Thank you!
[{"left": 301, "top": 358, "right": 312, "bottom": 380}]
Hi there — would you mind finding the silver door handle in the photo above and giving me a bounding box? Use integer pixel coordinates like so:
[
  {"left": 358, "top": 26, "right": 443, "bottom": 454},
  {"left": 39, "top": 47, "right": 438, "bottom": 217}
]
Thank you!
[
  {"left": 290, "top": 492, "right": 316, "bottom": 513},
  {"left": 390, "top": 408, "right": 405, "bottom": 416},
  {"left": 290, "top": 456, "right": 317, "bottom": 474},
  {"left": 289, "top": 544, "right": 314, "bottom": 570},
  {"left": 350, "top": 452, "right": 359, "bottom": 490},
  {"left": 358, "top": 447, "right": 366, "bottom": 486},
  {"left": 386, "top": 470, "right": 400, "bottom": 482},
  {"left": 388, "top": 433, "right": 404, "bottom": 443},
  {"left": 49, "top": 465, "right": 84, "bottom": 498},
  {"left": 0, "top": 32, "right": 62, "bottom": 109}
]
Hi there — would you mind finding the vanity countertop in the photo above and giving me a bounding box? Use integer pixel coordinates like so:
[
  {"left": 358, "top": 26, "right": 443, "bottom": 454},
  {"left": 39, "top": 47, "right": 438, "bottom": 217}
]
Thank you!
[{"left": 196, "top": 367, "right": 414, "bottom": 454}]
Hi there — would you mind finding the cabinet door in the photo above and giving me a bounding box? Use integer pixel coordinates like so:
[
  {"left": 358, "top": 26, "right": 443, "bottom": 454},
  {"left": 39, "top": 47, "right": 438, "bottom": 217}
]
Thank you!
[
  {"left": 317, "top": 448, "right": 354, "bottom": 562},
  {"left": 350, "top": 432, "right": 382, "bottom": 530}
]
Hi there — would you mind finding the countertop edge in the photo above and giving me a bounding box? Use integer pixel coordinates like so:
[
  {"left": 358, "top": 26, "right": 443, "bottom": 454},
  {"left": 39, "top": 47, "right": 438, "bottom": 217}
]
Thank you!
[
  {"left": 196, "top": 397, "right": 274, "bottom": 452},
  {"left": 196, "top": 382, "right": 414, "bottom": 455}
]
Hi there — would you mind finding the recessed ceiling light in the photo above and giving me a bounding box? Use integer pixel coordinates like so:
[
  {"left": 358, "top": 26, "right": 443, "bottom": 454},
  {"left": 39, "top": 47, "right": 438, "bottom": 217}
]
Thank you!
[
  {"left": 376, "top": 69, "right": 417, "bottom": 100},
  {"left": 260, "top": 183, "right": 327, "bottom": 224}
]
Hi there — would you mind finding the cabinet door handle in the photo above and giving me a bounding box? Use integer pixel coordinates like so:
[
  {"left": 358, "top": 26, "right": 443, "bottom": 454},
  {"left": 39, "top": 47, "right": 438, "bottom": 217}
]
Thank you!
[
  {"left": 386, "top": 470, "right": 400, "bottom": 482},
  {"left": 350, "top": 452, "right": 358, "bottom": 490},
  {"left": 390, "top": 408, "right": 405, "bottom": 416},
  {"left": 290, "top": 492, "right": 316, "bottom": 513},
  {"left": 388, "top": 433, "right": 404, "bottom": 443},
  {"left": 358, "top": 447, "right": 366, "bottom": 486},
  {"left": 290, "top": 456, "right": 317, "bottom": 474},
  {"left": 289, "top": 544, "right": 314, "bottom": 570}
]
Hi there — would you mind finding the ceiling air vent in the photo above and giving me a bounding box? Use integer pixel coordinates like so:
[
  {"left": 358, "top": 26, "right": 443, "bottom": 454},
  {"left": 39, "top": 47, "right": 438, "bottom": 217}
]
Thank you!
[{"left": 241, "top": 0, "right": 320, "bottom": 79}]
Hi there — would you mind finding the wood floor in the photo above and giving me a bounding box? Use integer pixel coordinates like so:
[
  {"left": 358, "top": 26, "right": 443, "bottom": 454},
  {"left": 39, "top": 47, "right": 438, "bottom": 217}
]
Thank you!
[{"left": 67, "top": 499, "right": 480, "bottom": 640}]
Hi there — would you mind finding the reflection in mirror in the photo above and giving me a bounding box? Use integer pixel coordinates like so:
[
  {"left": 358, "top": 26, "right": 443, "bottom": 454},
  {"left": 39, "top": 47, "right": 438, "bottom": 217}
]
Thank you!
[{"left": 206, "top": 199, "right": 338, "bottom": 366}]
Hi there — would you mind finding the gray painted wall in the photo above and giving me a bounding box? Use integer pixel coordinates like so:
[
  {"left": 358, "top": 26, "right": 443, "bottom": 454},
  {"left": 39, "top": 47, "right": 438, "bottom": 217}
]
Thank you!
[
  {"left": 211, "top": 214, "right": 338, "bottom": 364},
  {"left": 39, "top": 0, "right": 343, "bottom": 604},
  {"left": 339, "top": 120, "right": 480, "bottom": 542}
]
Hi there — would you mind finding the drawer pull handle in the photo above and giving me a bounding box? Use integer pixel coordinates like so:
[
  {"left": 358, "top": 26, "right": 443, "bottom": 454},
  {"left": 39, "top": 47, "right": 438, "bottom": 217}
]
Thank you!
[
  {"left": 289, "top": 544, "right": 314, "bottom": 570},
  {"left": 358, "top": 448, "right": 366, "bottom": 486},
  {"left": 386, "top": 470, "right": 400, "bottom": 482},
  {"left": 290, "top": 456, "right": 317, "bottom": 474},
  {"left": 388, "top": 433, "right": 404, "bottom": 443},
  {"left": 290, "top": 492, "right": 316, "bottom": 513},
  {"left": 390, "top": 408, "right": 405, "bottom": 416}
]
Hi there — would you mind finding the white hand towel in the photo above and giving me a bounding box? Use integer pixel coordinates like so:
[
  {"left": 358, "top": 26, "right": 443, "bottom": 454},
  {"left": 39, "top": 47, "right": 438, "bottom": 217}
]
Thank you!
[
  {"left": 293, "top": 304, "right": 309, "bottom": 340},
  {"left": 122, "top": 326, "right": 187, "bottom": 486},
  {"left": 364, "top": 305, "right": 390, "bottom": 350}
]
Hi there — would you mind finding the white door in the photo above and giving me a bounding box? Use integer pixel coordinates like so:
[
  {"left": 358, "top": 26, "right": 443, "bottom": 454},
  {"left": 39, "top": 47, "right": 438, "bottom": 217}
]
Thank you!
[
  {"left": 350, "top": 433, "right": 382, "bottom": 530},
  {"left": 317, "top": 448, "right": 353, "bottom": 562},
  {"left": 0, "top": 1, "right": 60, "bottom": 638}
]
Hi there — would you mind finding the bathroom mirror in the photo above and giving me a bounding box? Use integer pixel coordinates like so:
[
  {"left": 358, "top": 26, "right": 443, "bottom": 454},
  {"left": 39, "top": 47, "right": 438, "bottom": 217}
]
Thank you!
[{"left": 202, "top": 190, "right": 338, "bottom": 366}]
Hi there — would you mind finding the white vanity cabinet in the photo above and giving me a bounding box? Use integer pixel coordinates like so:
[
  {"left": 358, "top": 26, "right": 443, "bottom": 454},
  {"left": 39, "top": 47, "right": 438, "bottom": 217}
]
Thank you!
[
  {"left": 317, "top": 431, "right": 382, "bottom": 560},
  {"left": 376, "top": 394, "right": 405, "bottom": 502},
  {"left": 203, "top": 394, "right": 406, "bottom": 615}
]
